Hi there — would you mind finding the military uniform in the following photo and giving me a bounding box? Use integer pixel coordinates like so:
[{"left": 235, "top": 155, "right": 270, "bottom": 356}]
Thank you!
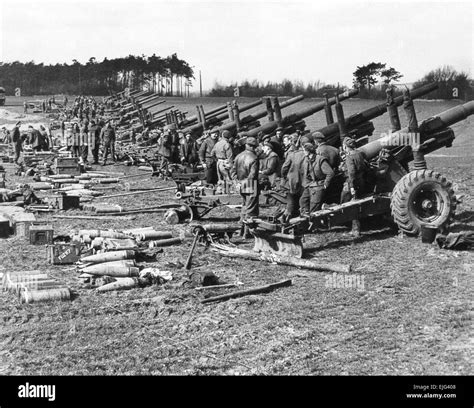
[
  {"left": 11, "top": 125, "right": 23, "bottom": 163},
  {"left": 317, "top": 143, "right": 341, "bottom": 170},
  {"left": 69, "top": 125, "right": 81, "bottom": 158},
  {"left": 180, "top": 139, "right": 199, "bottom": 167},
  {"left": 340, "top": 138, "right": 369, "bottom": 237},
  {"left": 300, "top": 154, "right": 334, "bottom": 215},
  {"left": 88, "top": 124, "right": 101, "bottom": 164},
  {"left": 340, "top": 149, "right": 368, "bottom": 203},
  {"left": 199, "top": 136, "right": 218, "bottom": 185},
  {"left": 281, "top": 149, "right": 305, "bottom": 218},
  {"left": 260, "top": 150, "right": 281, "bottom": 189},
  {"left": 159, "top": 132, "right": 173, "bottom": 173},
  {"left": 232, "top": 143, "right": 260, "bottom": 220},
  {"left": 211, "top": 138, "right": 234, "bottom": 184},
  {"left": 79, "top": 121, "right": 89, "bottom": 162},
  {"left": 100, "top": 125, "right": 115, "bottom": 165}
]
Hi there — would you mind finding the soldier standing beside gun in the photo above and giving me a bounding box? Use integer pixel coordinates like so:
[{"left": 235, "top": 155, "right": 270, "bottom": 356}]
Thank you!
[
  {"left": 159, "top": 128, "right": 173, "bottom": 175},
  {"left": 313, "top": 131, "right": 341, "bottom": 170},
  {"left": 340, "top": 137, "right": 369, "bottom": 237},
  {"left": 231, "top": 136, "right": 260, "bottom": 238},
  {"left": 299, "top": 142, "right": 334, "bottom": 216},
  {"left": 211, "top": 129, "right": 234, "bottom": 192},
  {"left": 280, "top": 135, "right": 311, "bottom": 222},
  {"left": 100, "top": 122, "right": 115, "bottom": 166},
  {"left": 180, "top": 132, "right": 199, "bottom": 169},
  {"left": 259, "top": 141, "right": 281, "bottom": 190},
  {"left": 199, "top": 129, "right": 219, "bottom": 186}
]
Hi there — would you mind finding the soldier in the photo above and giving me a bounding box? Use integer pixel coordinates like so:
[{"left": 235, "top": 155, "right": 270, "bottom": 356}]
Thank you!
[
  {"left": 283, "top": 133, "right": 297, "bottom": 160},
  {"left": 199, "top": 129, "right": 219, "bottom": 185},
  {"left": 211, "top": 129, "right": 234, "bottom": 191},
  {"left": 88, "top": 120, "right": 101, "bottom": 164},
  {"left": 180, "top": 132, "right": 199, "bottom": 168},
  {"left": 313, "top": 131, "right": 341, "bottom": 170},
  {"left": 275, "top": 127, "right": 284, "bottom": 144},
  {"left": 172, "top": 130, "right": 182, "bottom": 164},
  {"left": 38, "top": 125, "right": 51, "bottom": 151},
  {"left": 231, "top": 136, "right": 260, "bottom": 236},
  {"left": 259, "top": 141, "right": 281, "bottom": 190},
  {"left": 300, "top": 142, "right": 335, "bottom": 215},
  {"left": 1, "top": 127, "right": 9, "bottom": 144},
  {"left": 280, "top": 135, "right": 311, "bottom": 221},
  {"left": 70, "top": 123, "right": 81, "bottom": 157},
  {"left": 340, "top": 137, "right": 369, "bottom": 237},
  {"left": 100, "top": 122, "right": 115, "bottom": 165},
  {"left": 159, "top": 129, "right": 173, "bottom": 174},
  {"left": 28, "top": 125, "right": 43, "bottom": 152},
  {"left": 79, "top": 119, "right": 89, "bottom": 163},
  {"left": 11, "top": 121, "right": 23, "bottom": 164}
]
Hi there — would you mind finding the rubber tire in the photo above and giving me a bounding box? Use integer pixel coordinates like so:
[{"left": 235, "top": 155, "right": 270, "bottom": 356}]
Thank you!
[{"left": 390, "top": 170, "right": 456, "bottom": 235}]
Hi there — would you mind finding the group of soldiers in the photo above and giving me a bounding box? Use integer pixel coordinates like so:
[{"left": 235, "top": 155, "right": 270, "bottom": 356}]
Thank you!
[
  {"left": 61, "top": 119, "right": 116, "bottom": 165},
  {"left": 4, "top": 121, "right": 55, "bottom": 163},
  {"left": 58, "top": 96, "right": 117, "bottom": 165},
  {"left": 5, "top": 118, "right": 117, "bottom": 167},
  {"left": 152, "top": 125, "right": 370, "bottom": 237}
]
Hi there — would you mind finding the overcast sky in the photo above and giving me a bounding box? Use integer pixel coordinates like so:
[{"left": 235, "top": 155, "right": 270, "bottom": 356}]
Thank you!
[{"left": 0, "top": 0, "right": 472, "bottom": 91}]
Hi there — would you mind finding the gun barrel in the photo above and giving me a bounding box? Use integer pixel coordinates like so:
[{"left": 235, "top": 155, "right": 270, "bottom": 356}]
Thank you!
[
  {"left": 216, "top": 95, "right": 305, "bottom": 136},
  {"left": 320, "top": 83, "right": 438, "bottom": 145},
  {"left": 245, "top": 90, "right": 358, "bottom": 138},
  {"left": 359, "top": 100, "right": 474, "bottom": 160},
  {"left": 180, "top": 103, "right": 230, "bottom": 126},
  {"left": 181, "top": 99, "right": 262, "bottom": 136}
]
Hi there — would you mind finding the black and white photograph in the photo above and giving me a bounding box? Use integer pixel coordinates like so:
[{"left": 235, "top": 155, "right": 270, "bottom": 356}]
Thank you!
[{"left": 0, "top": 0, "right": 472, "bottom": 400}]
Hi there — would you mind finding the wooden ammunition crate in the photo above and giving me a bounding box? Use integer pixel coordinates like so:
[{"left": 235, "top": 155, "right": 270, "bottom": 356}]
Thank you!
[
  {"left": 47, "top": 194, "right": 80, "bottom": 210},
  {"left": 46, "top": 243, "right": 89, "bottom": 264},
  {"left": 16, "top": 220, "right": 46, "bottom": 238},
  {"left": 0, "top": 215, "right": 11, "bottom": 238},
  {"left": 29, "top": 225, "right": 54, "bottom": 245},
  {"left": 55, "top": 157, "right": 80, "bottom": 176}
]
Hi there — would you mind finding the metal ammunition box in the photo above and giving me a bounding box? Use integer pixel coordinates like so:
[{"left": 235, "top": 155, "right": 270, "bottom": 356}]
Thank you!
[
  {"left": 46, "top": 243, "right": 89, "bottom": 264},
  {"left": 47, "top": 194, "right": 80, "bottom": 210}
]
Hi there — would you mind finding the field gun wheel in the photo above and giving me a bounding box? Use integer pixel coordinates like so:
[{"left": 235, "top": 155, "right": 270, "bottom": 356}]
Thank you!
[{"left": 390, "top": 170, "right": 456, "bottom": 235}]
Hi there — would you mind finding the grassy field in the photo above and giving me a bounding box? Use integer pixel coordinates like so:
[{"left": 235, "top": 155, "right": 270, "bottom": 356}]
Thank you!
[{"left": 0, "top": 97, "right": 472, "bottom": 375}]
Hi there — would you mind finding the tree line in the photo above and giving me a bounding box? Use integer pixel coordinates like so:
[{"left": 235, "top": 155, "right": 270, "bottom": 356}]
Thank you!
[
  {"left": 209, "top": 79, "right": 345, "bottom": 98},
  {"left": 209, "top": 64, "right": 473, "bottom": 100},
  {"left": 0, "top": 53, "right": 194, "bottom": 96}
]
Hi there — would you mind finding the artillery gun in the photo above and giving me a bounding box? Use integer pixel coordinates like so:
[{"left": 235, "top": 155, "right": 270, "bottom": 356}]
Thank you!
[{"left": 245, "top": 84, "right": 474, "bottom": 257}]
